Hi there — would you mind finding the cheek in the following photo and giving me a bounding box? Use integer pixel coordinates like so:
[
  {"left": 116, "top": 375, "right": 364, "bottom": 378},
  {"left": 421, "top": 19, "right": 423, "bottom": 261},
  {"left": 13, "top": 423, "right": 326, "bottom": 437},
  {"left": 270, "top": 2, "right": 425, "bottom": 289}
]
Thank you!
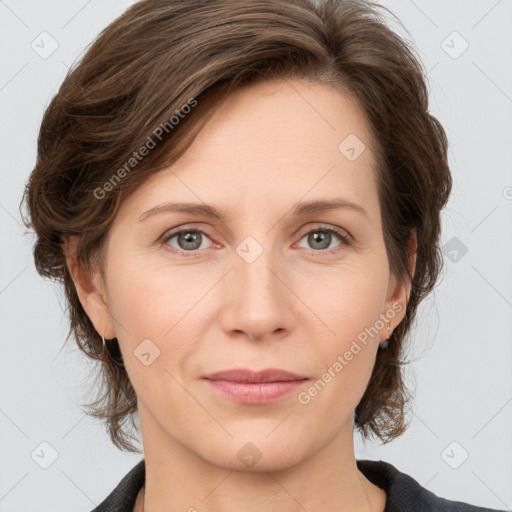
[
  {"left": 313, "top": 261, "right": 389, "bottom": 340},
  {"left": 301, "top": 318, "right": 380, "bottom": 428},
  {"left": 105, "top": 253, "right": 199, "bottom": 336},
  {"left": 303, "top": 264, "right": 388, "bottom": 405},
  {"left": 103, "top": 254, "right": 213, "bottom": 390}
]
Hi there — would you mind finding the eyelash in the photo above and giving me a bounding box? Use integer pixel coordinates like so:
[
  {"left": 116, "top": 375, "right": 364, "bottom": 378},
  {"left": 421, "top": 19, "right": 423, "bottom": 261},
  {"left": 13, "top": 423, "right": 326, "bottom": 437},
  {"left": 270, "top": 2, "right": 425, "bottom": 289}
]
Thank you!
[{"left": 160, "top": 224, "right": 352, "bottom": 258}]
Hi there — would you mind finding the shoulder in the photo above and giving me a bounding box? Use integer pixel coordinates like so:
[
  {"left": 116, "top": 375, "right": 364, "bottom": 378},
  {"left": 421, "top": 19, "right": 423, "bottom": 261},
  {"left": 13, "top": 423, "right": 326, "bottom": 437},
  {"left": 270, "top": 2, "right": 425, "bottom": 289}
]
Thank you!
[
  {"left": 357, "top": 459, "right": 506, "bottom": 512},
  {"left": 90, "top": 459, "right": 145, "bottom": 512}
]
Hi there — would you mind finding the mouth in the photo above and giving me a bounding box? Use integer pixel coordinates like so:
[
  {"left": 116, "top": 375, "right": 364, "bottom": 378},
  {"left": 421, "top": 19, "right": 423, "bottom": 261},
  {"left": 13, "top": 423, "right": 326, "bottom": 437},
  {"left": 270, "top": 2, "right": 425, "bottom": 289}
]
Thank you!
[
  {"left": 201, "top": 368, "right": 308, "bottom": 383},
  {"left": 201, "top": 368, "right": 309, "bottom": 404}
]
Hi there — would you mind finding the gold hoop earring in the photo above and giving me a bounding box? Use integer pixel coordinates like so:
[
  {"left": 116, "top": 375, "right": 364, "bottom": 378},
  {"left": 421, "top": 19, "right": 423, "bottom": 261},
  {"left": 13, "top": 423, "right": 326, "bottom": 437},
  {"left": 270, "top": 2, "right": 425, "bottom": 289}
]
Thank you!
[{"left": 387, "top": 322, "right": 391, "bottom": 340}]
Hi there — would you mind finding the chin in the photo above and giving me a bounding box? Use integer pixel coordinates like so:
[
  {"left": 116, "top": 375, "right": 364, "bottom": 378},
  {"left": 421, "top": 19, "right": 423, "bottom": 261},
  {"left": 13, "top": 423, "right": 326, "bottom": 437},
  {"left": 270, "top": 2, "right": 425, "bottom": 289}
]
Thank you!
[{"left": 195, "top": 434, "right": 310, "bottom": 473}]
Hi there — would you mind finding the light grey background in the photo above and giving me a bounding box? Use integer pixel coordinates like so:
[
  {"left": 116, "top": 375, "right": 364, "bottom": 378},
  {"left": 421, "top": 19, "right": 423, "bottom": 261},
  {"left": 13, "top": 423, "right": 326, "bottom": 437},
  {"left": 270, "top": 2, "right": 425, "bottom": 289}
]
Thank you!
[{"left": 1, "top": 0, "right": 511, "bottom": 510}]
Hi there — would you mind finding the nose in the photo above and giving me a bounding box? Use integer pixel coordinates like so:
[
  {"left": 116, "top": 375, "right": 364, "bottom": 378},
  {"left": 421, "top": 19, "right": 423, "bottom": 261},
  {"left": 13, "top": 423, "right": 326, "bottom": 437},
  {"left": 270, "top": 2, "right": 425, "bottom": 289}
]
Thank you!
[{"left": 218, "top": 242, "right": 295, "bottom": 342}]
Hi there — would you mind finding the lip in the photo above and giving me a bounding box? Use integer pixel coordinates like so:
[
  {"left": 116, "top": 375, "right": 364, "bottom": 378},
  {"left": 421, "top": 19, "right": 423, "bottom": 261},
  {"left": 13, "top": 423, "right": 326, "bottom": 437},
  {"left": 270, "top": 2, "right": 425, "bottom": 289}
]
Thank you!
[
  {"left": 202, "top": 368, "right": 307, "bottom": 382},
  {"left": 201, "top": 368, "right": 309, "bottom": 404}
]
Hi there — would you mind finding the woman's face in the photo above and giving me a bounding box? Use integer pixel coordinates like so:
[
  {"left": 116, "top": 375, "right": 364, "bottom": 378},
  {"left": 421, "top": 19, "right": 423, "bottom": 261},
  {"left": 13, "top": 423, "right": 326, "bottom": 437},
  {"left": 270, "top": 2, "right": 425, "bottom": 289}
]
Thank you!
[{"left": 77, "top": 78, "right": 411, "bottom": 470}]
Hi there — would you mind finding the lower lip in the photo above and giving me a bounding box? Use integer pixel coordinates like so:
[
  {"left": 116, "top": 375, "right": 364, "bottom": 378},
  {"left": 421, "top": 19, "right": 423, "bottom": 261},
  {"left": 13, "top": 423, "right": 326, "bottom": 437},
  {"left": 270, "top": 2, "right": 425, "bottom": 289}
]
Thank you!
[{"left": 202, "top": 379, "right": 308, "bottom": 404}]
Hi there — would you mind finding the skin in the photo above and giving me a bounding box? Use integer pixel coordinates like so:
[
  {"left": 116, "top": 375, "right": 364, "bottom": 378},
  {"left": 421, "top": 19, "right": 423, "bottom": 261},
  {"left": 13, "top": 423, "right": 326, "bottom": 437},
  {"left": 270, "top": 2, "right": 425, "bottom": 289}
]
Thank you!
[{"left": 65, "top": 78, "right": 416, "bottom": 512}]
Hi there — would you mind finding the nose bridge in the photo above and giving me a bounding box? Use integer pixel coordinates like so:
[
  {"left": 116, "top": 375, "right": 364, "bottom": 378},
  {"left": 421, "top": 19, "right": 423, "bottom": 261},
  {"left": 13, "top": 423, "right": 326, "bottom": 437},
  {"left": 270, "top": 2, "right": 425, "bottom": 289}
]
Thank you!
[
  {"left": 235, "top": 231, "right": 284, "bottom": 300},
  {"left": 222, "top": 230, "right": 293, "bottom": 336}
]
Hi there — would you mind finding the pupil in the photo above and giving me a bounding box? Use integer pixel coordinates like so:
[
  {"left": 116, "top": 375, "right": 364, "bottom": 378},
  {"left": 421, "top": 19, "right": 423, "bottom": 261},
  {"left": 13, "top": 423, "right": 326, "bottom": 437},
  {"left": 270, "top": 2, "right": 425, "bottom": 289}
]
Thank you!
[
  {"left": 180, "top": 231, "right": 200, "bottom": 249},
  {"left": 310, "top": 231, "right": 330, "bottom": 250}
]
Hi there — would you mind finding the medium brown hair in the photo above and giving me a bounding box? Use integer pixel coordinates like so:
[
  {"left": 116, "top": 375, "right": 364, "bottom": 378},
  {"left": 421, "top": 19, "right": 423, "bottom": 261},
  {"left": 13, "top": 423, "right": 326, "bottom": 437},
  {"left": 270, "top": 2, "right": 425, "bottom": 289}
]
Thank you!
[{"left": 21, "top": 0, "right": 452, "bottom": 452}]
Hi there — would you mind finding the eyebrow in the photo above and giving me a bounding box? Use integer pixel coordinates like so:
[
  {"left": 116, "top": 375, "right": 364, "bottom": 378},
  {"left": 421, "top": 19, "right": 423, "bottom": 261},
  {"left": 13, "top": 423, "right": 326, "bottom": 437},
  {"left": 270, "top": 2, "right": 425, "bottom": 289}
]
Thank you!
[{"left": 138, "top": 198, "right": 369, "bottom": 223}]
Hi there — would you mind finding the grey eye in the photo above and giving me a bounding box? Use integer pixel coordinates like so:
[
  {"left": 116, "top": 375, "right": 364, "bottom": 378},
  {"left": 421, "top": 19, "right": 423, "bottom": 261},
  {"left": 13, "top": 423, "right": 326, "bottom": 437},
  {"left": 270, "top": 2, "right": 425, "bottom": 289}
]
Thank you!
[
  {"left": 166, "top": 230, "right": 211, "bottom": 252},
  {"left": 306, "top": 230, "right": 333, "bottom": 250}
]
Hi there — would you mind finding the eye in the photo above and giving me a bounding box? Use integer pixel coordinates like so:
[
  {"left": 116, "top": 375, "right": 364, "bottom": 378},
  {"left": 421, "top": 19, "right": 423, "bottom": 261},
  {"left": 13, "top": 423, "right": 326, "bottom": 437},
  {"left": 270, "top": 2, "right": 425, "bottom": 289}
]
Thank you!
[
  {"left": 162, "top": 227, "right": 214, "bottom": 256},
  {"left": 160, "top": 224, "right": 351, "bottom": 257},
  {"left": 296, "top": 225, "right": 351, "bottom": 254}
]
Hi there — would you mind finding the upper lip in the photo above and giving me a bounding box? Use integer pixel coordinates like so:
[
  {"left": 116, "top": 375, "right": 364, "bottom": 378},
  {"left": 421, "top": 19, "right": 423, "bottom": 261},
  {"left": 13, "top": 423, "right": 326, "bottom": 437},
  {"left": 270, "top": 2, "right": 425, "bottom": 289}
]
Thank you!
[{"left": 202, "top": 368, "right": 308, "bottom": 383}]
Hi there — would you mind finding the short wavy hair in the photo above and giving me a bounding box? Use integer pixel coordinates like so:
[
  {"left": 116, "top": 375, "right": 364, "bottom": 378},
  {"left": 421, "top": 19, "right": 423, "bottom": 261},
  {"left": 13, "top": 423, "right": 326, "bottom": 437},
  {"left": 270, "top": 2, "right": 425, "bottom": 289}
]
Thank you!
[{"left": 21, "top": 0, "right": 452, "bottom": 452}]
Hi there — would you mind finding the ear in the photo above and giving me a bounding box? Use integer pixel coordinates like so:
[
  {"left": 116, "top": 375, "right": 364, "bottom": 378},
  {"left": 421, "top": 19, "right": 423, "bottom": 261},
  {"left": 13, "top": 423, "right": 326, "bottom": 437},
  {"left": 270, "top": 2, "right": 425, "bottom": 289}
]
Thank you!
[
  {"left": 382, "top": 228, "right": 417, "bottom": 333},
  {"left": 62, "top": 235, "right": 117, "bottom": 339}
]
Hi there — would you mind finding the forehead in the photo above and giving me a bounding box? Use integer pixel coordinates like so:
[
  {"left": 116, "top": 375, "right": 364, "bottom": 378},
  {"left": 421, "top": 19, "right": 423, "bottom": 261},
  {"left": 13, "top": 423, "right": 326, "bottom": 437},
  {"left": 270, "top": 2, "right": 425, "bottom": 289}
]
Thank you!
[{"left": 117, "top": 78, "right": 380, "bottom": 223}]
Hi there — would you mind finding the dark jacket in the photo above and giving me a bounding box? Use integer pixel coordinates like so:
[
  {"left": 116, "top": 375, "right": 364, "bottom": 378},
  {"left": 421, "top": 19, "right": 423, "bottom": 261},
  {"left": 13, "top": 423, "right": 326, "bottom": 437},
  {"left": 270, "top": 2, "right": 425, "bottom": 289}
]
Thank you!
[{"left": 91, "top": 458, "right": 506, "bottom": 511}]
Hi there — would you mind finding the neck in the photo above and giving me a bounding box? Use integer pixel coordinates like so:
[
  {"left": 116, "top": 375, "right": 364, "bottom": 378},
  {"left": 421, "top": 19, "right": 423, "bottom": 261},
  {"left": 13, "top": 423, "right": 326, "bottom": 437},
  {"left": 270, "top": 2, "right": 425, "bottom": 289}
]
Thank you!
[{"left": 136, "top": 406, "right": 386, "bottom": 512}]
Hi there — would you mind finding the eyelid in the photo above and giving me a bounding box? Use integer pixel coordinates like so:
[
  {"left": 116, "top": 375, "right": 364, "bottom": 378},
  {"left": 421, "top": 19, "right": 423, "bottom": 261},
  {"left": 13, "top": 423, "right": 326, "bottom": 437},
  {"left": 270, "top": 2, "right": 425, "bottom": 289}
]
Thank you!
[{"left": 295, "top": 223, "right": 352, "bottom": 243}]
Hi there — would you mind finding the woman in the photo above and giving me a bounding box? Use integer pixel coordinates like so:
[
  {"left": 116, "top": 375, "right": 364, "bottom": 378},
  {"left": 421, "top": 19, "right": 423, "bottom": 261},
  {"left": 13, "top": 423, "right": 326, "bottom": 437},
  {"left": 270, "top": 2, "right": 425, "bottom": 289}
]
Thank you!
[{"left": 21, "top": 0, "right": 505, "bottom": 510}]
